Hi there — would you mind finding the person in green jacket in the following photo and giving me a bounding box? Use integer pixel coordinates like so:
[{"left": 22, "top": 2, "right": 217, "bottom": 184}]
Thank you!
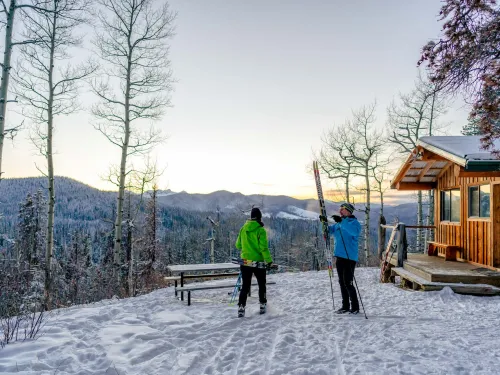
[{"left": 235, "top": 207, "right": 273, "bottom": 317}]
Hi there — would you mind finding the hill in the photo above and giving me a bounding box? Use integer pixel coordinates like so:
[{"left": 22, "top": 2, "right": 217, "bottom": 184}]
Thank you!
[
  {"left": 0, "top": 177, "right": 421, "bottom": 267},
  {"left": 0, "top": 176, "right": 419, "bottom": 226}
]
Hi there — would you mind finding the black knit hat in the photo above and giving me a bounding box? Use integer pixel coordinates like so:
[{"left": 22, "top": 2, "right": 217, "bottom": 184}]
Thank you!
[
  {"left": 250, "top": 207, "right": 262, "bottom": 220},
  {"left": 340, "top": 202, "right": 355, "bottom": 214}
]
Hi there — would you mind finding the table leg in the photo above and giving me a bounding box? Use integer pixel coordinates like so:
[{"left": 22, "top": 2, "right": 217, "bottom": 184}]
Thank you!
[{"left": 181, "top": 272, "right": 184, "bottom": 301}]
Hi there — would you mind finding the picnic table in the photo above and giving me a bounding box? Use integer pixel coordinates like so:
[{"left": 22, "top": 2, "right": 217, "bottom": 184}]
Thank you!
[{"left": 167, "top": 263, "right": 241, "bottom": 301}]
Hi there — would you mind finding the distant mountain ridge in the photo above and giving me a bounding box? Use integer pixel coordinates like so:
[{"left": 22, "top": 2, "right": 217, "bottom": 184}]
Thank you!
[{"left": 1, "top": 177, "right": 418, "bottom": 227}]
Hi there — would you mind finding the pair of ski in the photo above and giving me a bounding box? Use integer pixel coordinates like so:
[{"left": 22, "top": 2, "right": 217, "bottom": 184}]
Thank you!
[{"left": 313, "top": 161, "right": 336, "bottom": 310}]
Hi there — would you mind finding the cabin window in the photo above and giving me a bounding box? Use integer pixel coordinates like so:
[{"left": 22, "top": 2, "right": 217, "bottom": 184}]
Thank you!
[
  {"left": 440, "top": 189, "right": 460, "bottom": 222},
  {"left": 468, "top": 184, "right": 490, "bottom": 218}
]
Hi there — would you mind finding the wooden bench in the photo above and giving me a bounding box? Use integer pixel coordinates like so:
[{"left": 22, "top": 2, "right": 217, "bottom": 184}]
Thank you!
[
  {"left": 175, "top": 272, "right": 240, "bottom": 299},
  {"left": 164, "top": 276, "right": 181, "bottom": 287},
  {"left": 176, "top": 281, "right": 276, "bottom": 306},
  {"left": 427, "top": 241, "right": 460, "bottom": 261},
  {"left": 182, "top": 272, "right": 240, "bottom": 280}
]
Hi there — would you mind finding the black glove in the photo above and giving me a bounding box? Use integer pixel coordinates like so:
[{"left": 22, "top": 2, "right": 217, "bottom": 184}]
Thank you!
[
  {"left": 266, "top": 262, "right": 273, "bottom": 270},
  {"left": 319, "top": 215, "right": 328, "bottom": 223},
  {"left": 332, "top": 215, "right": 342, "bottom": 223}
]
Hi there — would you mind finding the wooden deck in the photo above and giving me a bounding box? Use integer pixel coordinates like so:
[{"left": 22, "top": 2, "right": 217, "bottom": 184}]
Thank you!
[{"left": 386, "top": 253, "right": 500, "bottom": 295}]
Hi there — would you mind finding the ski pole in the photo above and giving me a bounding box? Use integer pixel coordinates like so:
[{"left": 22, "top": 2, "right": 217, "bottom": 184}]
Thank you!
[
  {"left": 337, "top": 224, "right": 368, "bottom": 319},
  {"left": 229, "top": 271, "right": 242, "bottom": 305},
  {"left": 313, "top": 161, "right": 335, "bottom": 311}
]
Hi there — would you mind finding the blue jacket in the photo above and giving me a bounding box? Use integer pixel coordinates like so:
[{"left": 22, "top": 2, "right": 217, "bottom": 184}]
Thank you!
[{"left": 329, "top": 216, "right": 361, "bottom": 262}]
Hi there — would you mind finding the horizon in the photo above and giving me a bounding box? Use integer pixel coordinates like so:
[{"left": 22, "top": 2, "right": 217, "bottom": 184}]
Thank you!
[{"left": 3, "top": 174, "right": 418, "bottom": 205}]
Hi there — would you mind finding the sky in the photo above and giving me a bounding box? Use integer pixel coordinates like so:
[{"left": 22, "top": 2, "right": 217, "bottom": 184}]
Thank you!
[
  {"left": 1, "top": 268, "right": 499, "bottom": 374},
  {"left": 3, "top": 0, "right": 470, "bottom": 200}
]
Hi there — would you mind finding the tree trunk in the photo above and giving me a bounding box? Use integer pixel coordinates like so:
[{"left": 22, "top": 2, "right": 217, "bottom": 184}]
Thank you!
[
  {"left": 379, "top": 180, "right": 384, "bottom": 217},
  {"left": 210, "top": 227, "right": 215, "bottom": 263},
  {"left": 364, "top": 165, "right": 370, "bottom": 266},
  {"left": 44, "top": 8, "right": 57, "bottom": 310},
  {"left": 124, "top": 191, "right": 132, "bottom": 297},
  {"left": 345, "top": 171, "right": 350, "bottom": 203},
  {"left": 377, "top": 215, "right": 386, "bottom": 260},
  {"left": 416, "top": 190, "right": 423, "bottom": 252},
  {"left": 72, "top": 237, "right": 78, "bottom": 303},
  {"left": 151, "top": 188, "right": 157, "bottom": 265},
  {"left": 0, "top": 0, "right": 16, "bottom": 180},
  {"left": 113, "top": 56, "right": 132, "bottom": 289},
  {"left": 424, "top": 190, "right": 434, "bottom": 254}
]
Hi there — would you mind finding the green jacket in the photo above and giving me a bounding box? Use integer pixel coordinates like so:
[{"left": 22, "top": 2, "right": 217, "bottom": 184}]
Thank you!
[{"left": 235, "top": 220, "right": 273, "bottom": 263}]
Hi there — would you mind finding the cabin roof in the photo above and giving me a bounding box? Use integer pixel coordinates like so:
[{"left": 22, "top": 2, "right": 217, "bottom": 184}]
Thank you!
[
  {"left": 391, "top": 136, "right": 500, "bottom": 190},
  {"left": 418, "top": 136, "right": 500, "bottom": 167}
]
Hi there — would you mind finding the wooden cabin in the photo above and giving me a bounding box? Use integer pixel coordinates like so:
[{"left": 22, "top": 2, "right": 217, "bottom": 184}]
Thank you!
[{"left": 391, "top": 136, "right": 500, "bottom": 269}]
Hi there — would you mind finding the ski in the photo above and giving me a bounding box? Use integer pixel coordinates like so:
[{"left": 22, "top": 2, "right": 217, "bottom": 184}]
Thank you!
[
  {"left": 231, "top": 257, "right": 279, "bottom": 270},
  {"left": 313, "top": 160, "right": 335, "bottom": 310}
]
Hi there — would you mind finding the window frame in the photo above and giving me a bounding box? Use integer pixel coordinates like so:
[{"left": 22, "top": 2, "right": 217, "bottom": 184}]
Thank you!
[
  {"left": 468, "top": 184, "right": 491, "bottom": 219},
  {"left": 440, "top": 188, "right": 461, "bottom": 223}
]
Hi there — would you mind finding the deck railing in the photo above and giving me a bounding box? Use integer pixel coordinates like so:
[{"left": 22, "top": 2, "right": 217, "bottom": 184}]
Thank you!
[{"left": 378, "top": 215, "right": 436, "bottom": 267}]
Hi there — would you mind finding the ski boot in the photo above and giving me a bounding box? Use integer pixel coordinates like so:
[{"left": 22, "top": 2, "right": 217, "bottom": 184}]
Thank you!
[
  {"left": 334, "top": 307, "right": 350, "bottom": 314},
  {"left": 259, "top": 303, "right": 266, "bottom": 315},
  {"left": 238, "top": 305, "right": 245, "bottom": 318}
]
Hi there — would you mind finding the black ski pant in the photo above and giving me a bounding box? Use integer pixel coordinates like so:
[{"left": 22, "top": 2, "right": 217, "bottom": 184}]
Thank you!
[
  {"left": 335, "top": 257, "right": 359, "bottom": 311},
  {"left": 238, "top": 265, "right": 267, "bottom": 307}
]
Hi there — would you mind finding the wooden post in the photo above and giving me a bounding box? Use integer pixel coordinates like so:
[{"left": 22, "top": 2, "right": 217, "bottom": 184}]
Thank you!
[
  {"left": 378, "top": 215, "right": 386, "bottom": 260},
  {"left": 397, "top": 223, "right": 407, "bottom": 267}
]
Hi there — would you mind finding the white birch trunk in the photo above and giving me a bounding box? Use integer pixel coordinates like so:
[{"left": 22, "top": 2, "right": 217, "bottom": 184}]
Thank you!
[
  {"left": 424, "top": 190, "right": 434, "bottom": 254},
  {"left": 417, "top": 190, "right": 423, "bottom": 252},
  {"left": 44, "top": 6, "right": 58, "bottom": 310},
  {"left": 113, "top": 58, "right": 132, "bottom": 285},
  {"left": 0, "top": 0, "right": 16, "bottom": 180}
]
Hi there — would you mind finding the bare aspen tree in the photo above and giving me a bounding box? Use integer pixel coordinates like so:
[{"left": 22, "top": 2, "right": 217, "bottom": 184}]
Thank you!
[
  {"left": 371, "top": 156, "right": 392, "bottom": 218},
  {"left": 387, "top": 75, "right": 447, "bottom": 252},
  {"left": 12, "top": 0, "right": 94, "bottom": 309},
  {"left": 371, "top": 156, "right": 392, "bottom": 260},
  {"left": 317, "top": 124, "right": 357, "bottom": 202},
  {"left": 0, "top": 0, "right": 54, "bottom": 180},
  {"left": 91, "top": 0, "right": 175, "bottom": 289},
  {"left": 344, "top": 103, "right": 385, "bottom": 266},
  {"left": 105, "top": 156, "right": 162, "bottom": 296}
]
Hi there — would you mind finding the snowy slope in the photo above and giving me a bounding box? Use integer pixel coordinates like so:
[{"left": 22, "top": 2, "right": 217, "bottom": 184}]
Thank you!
[
  {"left": 1, "top": 268, "right": 500, "bottom": 374},
  {"left": 286, "top": 205, "right": 320, "bottom": 220}
]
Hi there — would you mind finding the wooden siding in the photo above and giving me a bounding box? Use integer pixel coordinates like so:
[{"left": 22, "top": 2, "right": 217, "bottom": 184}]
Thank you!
[
  {"left": 435, "top": 163, "right": 500, "bottom": 267},
  {"left": 494, "top": 184, "right": 500, "bottom": 268}
]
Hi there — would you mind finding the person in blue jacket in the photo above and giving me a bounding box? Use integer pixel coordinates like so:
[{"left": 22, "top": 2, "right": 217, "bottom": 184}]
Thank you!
[{"left": 321, "top": 202, "right": 361, "bottom": 314}]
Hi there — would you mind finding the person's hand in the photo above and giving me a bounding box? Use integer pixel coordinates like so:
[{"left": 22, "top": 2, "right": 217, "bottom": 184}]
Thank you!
[
  {"left": 266, "top": 262, "right": 273, "bottom": 270},
  {"left": 332, "top": 215, "right": 342, "bottom": 223},
  {"left": 319, "top": 215, "right": 328, "bottom": 223}
]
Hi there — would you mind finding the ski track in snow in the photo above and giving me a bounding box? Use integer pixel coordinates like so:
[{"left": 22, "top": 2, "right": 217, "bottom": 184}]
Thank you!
[{"left": 1, "top": 268, "right": 500, "bottom": 374}]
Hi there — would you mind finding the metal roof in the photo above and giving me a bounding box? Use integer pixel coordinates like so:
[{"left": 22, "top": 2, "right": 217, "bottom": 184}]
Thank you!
[{"left": 391, "top": 136, "right": 500, "bottom": 190}]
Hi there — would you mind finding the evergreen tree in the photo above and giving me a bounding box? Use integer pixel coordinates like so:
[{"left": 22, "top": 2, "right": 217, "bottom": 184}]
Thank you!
[{"left": 16, "top": 191, "right": 47, "bottom": 269}]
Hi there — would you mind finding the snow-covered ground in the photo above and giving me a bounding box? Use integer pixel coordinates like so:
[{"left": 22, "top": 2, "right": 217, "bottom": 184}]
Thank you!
[{"left": 2, "top": 268, "right": 500, "bottom": 375}]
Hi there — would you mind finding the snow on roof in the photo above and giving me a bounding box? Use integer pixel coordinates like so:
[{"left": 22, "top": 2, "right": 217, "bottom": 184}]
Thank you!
[{"left": 418, "top": 136, "right": 500, "bottom": 162}]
